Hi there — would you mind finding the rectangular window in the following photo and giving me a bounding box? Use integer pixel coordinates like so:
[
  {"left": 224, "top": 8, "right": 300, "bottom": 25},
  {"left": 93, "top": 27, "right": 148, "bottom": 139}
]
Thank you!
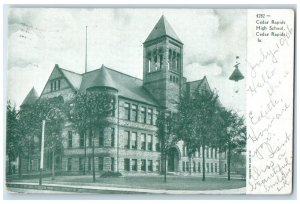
[
  {"left": 147, "top": 108, "right": 153, "bottom": 125},
  {"left": 124, "top": 131, "right": 130, "bottom": 149},
  {"left": 58, "top": 79, "right": 61, "bottom": 90},
  {"left": 111, "top": 128, "right": 115, "bottom": 147},
  {"left": 198, "top": 162, "right": 201, "bottom": 172},
  {"left": 154, "top": 55, "right": 158, "bottom": 70},
  {"left": 141, "top": 107, "right": 147, "bottom": 123},
  {"left": 156, "top": 160, "right": 160, "bottom": 172},
  {"left": 211, "top": 148, "right": 214, "bottom": 158},
  {"left": 168, "top": 51, "right": 171, "bottom": 70},
  {"left": 186, "top": 162, "right": 189, "bottom": 172},
  {"left": 79, "top": 158, "right": 84, "bottom": 172},
  {"left": 159, "top": 54, "right": 163, "bottom": 69},
  {"left": 155, "top": 137, "right": 160, "bottom": 151},
  {"left": 193, "top": 162, "right": 196, "bottom": 172},
  {"left": 215, "top": 163, "right": 218, "bottom": 173},
  {"left": 50, "top": 82, "right": 53, "bottom": 92},
  {"left": 132, "top": 159, "right": 137, "bottom": 171},
  {"left": 148, "top": 59, "right": 151, "bottom": 73},
  {"left": 132, "top": 104, "right": 138, "bottom": 122},
  {"left": 111, "top": 98, "right": 115, "bottom": 117},
  {"left": 68, "top": 131, "right": 72, "bottom": 148},
  {"left": 124, "top": 158, "right": 130, "bottom": 171},
  {"left": 99, "top": 129, "right": 104, "bottom": 147},
  {"left": 67, "top": 158, "right": 72, "bottom": 172},
  {"left": 206, "top": 163, "right": 209, "bottom": 173},
  {"left": 98, "top": 157, "right": 104, "bottom": 171},
  {"left": 147, "top": 134, "right": 153, "bottom": 151},
  {"left": 141, "top": 133, "right": 146, "bottom": 150},
  {"left": 211, "top": 163, "right": 214, "bottom": 173},
  {"left": 131, "top": 132, "right": 137, "bottom": 149},
  {"left": 182, "top": 161, "right": 185, "bottom": 172},
  {"left": 79, "top": 132, "right": 85, "bottom": 148},
  {"left": 88, "top": 130, "right": 92, "bottom": 147},
  {"left": 124, "top": 102, "right": 130, "bottom": 120},
  {"left": 88, "top": 157, "right": 92, "bottom": 171},
  {"left": 54, "top": 80, "right": 57, "bottom": 90},
  {"left": 111, "top": 158, "right": 115, "bottom": 171},
  {"left": 215, "top": 148, "right": 218, "bottom": 158},
  {"left": 141, "top": 159, "right": 146, "bottom": 171},
  {"left": 148, "top": 160, "right": 153, "bottom": 172},
  {"left": 206, "top": 147, "right": 209, "bottom": 158}
]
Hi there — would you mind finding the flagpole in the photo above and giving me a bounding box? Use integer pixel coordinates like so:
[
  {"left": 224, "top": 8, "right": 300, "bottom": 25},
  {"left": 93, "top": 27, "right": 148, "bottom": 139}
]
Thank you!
[
  {"left": 39, "top": 120, "right": 45, "bottom": 186},
  {"left": 85, "top": 26, "right": 88, "bottom": 73}
]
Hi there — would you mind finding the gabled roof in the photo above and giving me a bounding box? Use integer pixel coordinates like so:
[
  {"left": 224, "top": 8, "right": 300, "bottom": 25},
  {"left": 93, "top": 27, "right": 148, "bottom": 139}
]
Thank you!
[
  {"left": 60, "top": 68, "right": 82, "bottom": 90},
  {"left": 184, "top": 76, "right": 210, "bottom": 94},
  {"left": 80, "top": 65, "right": 158, "bottom": 106},
  {"left": 21, "top": 87, "right": 39, "bottom": 106},
  {"left": 185, "top": 76, "right": 223, "bottom": 107},
  {"left": 144, "top": 15, "right": 182, "bottom": 44},
  {"left": 43, "top": 64, "right": 158, "bottom": 106}
]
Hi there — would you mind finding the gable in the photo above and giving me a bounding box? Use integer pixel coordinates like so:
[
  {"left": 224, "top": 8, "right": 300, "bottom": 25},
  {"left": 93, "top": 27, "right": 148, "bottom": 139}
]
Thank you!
[{"left": 40, "top": 65, "right": 75, "bottom": 97}]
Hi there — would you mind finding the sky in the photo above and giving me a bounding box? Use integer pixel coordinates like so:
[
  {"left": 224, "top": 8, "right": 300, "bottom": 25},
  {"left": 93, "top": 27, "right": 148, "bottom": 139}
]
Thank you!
[{"left": 7, "top": 8, "right": 247, "bottom": 115}]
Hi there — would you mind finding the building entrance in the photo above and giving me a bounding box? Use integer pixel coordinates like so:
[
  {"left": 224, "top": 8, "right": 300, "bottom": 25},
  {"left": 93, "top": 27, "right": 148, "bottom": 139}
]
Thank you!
[{"left": 167, "top": 147, "right": 180, "bottom": 172}]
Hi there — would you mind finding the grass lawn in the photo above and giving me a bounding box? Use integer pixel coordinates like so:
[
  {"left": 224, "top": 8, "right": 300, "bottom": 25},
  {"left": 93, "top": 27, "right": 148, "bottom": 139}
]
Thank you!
[{"left": 11, "top": 175, "right": 246, "bottom": 191}]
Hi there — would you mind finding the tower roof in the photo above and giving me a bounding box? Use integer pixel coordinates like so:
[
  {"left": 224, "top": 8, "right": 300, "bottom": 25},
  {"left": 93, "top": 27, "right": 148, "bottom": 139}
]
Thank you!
[
  {"left": 144, "top": 15, "right": 182, "bottom": 44},
  {"left": 80, "top": 65, "right": 117, "bottom": 90},
  {"left": 21, "top": 87, "right": 39, "bottom": 106}
]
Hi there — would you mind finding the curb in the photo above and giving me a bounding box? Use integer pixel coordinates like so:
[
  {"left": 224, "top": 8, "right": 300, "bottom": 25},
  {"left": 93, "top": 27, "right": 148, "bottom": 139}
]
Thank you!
[{"left": 6, "top": 182, "right": 246, "bottom": 194}]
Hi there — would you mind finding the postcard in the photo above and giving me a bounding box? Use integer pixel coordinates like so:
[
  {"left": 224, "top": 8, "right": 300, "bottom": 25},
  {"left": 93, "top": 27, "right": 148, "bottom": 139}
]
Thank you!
[{"left": 4, "top": 8, "right": 294, "bottom": 195}]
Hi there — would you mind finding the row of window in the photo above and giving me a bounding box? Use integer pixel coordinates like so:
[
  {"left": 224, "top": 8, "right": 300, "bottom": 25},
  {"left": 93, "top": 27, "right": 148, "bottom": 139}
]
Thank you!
[
  {"left": 147, "top": 54, "right": 163, "bottom": 72},
  {"left": 67, "top": 128, "right": 115, "bottom": 148},
  {"left": 146, "top": 49, "right": 180, "bottom": 73},
  {"left": 124, "top": 131, "right": 160, "bottom": 151},
  {"left": 182, "top": 146, "right": 219, "bottom": 159},
  {"left": 182, "top": 162, "right": 218, "bottom": 173},
  {"left": 66, "top": 157, "right": 225, "bottom": 173},
  {"left": 50, "top": 79, "right": 61, "bottom": 92},
  {"left": 124, "top": 158, "right": 160, "bottom": 172},
  {"left": 124, "top": 102, "right": 155, "bottom": 125},
  {"left": 169, "top": 75, "right": 179, "bottom": 84},
  {"left": 66, "top": 157, "right": 115, "bottom": 172}
]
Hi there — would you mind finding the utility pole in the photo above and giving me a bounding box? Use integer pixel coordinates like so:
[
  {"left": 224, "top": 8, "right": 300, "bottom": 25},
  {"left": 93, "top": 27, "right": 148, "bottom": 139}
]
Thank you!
[{"left": 39, "top": 120, "right": 45, "bottom": 186}]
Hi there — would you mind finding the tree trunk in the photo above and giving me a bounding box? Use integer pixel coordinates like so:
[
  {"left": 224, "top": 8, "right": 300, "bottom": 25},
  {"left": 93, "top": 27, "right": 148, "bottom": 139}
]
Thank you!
[
  {"left": 18, "top": 154, "right": 22, "bottom": 177},
  {"left": 228, "top": 144, "right": 231, "bottom": 181},
  {"left": 28, "top": 154, "right": 31, "bottom": 172},
  {"left": 92, "top": 137, "right": 96, "bottom": 182},
  {"left": 83, "top": 131, "right": 86, "bottom": 175},
  {"left": 189, "top": 156, "right": 192, "bottom": 175},
  {"left": 164, "top": 152, "right": 167, "bottom": 183},
  {"left": 8, "top": 155, "right": 12, "bottom": 175},
  {"left": 202, "top": 144, "right": 205, "bottom": 181},
  {"left": 51, "top": 149, "right": 55, "bottom": 180}
]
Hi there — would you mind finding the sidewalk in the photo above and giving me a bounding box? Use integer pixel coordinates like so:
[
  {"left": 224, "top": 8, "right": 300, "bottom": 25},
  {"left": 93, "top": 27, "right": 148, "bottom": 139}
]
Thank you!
[{"left": 6, "top": 181, "right": 246, "bottom": 194}]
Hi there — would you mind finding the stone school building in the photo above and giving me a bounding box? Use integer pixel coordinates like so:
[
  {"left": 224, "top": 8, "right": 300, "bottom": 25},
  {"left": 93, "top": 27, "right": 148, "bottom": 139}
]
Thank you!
[{"left": 21, "top": 15, "right": 228, "bottom": 175}]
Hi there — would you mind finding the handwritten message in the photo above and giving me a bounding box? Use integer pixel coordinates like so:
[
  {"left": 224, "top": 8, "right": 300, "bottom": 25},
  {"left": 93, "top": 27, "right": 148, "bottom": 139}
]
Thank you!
[{"left": 246, "top": 10, "right": 294, "bottom": 194}]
